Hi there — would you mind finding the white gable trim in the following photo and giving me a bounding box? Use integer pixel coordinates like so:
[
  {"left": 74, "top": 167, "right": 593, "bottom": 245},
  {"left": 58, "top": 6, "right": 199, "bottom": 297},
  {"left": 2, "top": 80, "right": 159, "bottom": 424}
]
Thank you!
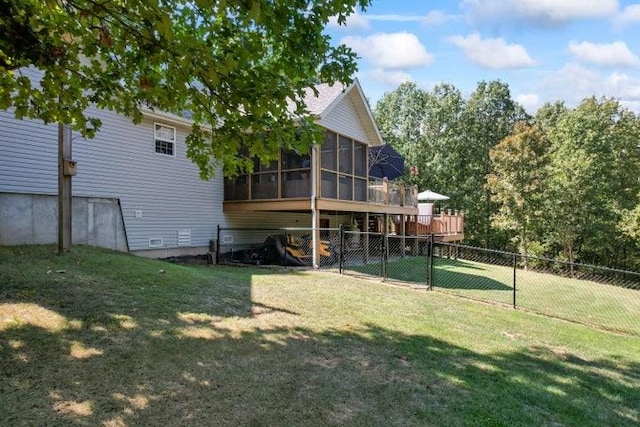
[
  {"left": 318, "top": 78, "right": 383, "bottom": 147},
  {"left": 350, "top": 79, "right": 384, "bottom": 146}
]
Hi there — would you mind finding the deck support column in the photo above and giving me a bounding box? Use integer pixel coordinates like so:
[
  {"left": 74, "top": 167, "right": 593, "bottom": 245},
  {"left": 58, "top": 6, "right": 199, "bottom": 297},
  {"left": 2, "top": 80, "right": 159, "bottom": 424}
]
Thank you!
[
  {"left": 312, "top": 208, "right": 319, "bottom": 268},
  {"left": 412, "top": 214, "right": 419, "bottom": 255},
  {"left": 399, "top": 214, "right": 406, "bottom": 258},
  {"left": 364, "top": 212, "right": 369, "bottom": 264},
  {"left": 311, "top": 145, "right": 319, "bottom": 268}
]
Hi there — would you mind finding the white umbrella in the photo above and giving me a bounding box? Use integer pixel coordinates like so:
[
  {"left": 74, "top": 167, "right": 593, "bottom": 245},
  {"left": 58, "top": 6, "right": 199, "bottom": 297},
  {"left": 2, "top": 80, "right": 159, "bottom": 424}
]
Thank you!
[{"left": 417, "top": 189, "right": 449, "bottom": 201}]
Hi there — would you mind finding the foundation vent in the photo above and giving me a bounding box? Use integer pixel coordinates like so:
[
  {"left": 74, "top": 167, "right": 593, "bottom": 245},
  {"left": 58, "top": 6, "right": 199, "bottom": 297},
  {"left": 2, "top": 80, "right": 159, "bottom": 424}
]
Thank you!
[{"left": 178, "top": 229, "right": 191, "bottom": 247}]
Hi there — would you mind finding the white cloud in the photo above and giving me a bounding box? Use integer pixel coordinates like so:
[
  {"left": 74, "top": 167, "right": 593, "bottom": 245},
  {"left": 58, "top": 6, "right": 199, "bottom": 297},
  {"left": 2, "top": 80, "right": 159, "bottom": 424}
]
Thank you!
[
  {"left": 364, "top": 11, "right": 459, "bottom": 26},
  {"left": 367, "top": 69, "right": 412, "bottom": 86},
  {"left": 539, "top": 64, "right": 640, "bottom": 110},
  {"left": 569, "top": 41, "right": 639, "bottom": 66},
  {"left": 516, "top": 93, "right": 541, "bottom": 113},
  {"left": 540, "top": 63, "right": 600, "bottom": 104},
  {"left": 613, "top": 4, "right": 640, "bottom": 28},
  {"left": 328, "top": 12, "right": 370, "bottom": 30},
  {"left": 462, "top": 0, "right": 618, "bottom": 25},
  {"left": 365, "top": 14, "right": 426, "bottom": 22},
  {"left": 341, "top": 32, "right": 434, "bottom": 69},
  {"left": 447, "top": 33, "right": 535, "bottom": 69},
  {"left": 605, "top": 72, "right": 640, "bottom": 99},
  {"left": 424, "top": 11, "right": 457, "bottom": 26}
]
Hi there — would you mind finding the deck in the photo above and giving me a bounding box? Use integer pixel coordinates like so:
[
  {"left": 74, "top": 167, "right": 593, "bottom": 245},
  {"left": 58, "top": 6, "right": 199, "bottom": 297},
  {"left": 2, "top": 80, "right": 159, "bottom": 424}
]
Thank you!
[{"left": 405, "top": 212, "right": 464, "bottom": 242}]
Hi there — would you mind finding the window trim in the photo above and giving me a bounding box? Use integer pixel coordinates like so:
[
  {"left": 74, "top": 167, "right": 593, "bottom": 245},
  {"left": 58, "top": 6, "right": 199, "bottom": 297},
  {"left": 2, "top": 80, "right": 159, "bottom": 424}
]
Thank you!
[{"left": 154, "top": 122, "right": 176, "bottom": 157}]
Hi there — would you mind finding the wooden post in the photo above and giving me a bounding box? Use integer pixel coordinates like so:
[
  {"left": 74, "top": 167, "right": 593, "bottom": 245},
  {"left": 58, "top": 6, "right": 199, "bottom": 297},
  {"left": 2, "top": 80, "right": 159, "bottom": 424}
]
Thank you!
[
  {"left": 399, "top": 214, "right": 406, "bottom": 258},
  {"left": 383, "top": 178, "right": 389, "bottom": 205},
  {"left": 58, "top": 123, "right": 73, "bottom": 254},
  {"left": 412, "top": 214, "right": 419, "bottom": 256}
]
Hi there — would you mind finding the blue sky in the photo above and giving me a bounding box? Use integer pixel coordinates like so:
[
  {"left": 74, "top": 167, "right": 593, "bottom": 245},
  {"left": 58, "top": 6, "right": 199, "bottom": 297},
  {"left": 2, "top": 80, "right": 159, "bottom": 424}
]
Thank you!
[{"left": 325, "top": 0, "right": 640, "bottom": 114}]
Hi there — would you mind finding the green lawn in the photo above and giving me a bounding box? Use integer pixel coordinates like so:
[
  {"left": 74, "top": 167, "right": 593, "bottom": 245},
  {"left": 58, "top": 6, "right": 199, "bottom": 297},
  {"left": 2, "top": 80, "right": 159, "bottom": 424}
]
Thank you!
[
  {"left": 1, "top": 246, "right": 639, "bottom": 426},
  {"left": 350, "top": 256, "right": 640, "bottom": 336}
]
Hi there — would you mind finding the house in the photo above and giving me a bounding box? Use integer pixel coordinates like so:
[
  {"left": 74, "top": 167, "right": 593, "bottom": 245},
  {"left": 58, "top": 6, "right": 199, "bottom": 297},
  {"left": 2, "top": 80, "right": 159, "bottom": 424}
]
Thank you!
[
  {"left": 0, "top": 70, "right": 223, "bottom": 257},
  {"left": 221, "top": 79, "right": 423, "bottom": 266},
  {"left": 0, "top": 70, "right": 462, "bottom": 263}
]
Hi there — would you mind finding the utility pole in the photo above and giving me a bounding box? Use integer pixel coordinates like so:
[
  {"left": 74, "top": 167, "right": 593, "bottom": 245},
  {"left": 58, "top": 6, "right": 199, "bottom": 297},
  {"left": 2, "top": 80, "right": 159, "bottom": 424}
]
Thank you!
[{"left": 58, "top": 123, "right": 75, "bottom": 254}]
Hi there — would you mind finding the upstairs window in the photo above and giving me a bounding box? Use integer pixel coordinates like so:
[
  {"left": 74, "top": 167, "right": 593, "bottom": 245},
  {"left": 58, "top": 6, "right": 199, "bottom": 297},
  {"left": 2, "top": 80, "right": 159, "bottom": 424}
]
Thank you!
[{"left": 154, "top": 123, "right": 176, "bottom": 156}]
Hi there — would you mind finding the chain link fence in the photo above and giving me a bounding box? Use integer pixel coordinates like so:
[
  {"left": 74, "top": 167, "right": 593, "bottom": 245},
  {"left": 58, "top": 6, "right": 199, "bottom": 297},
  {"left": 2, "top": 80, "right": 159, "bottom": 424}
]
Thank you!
[
  {"left": 340, "top": 232, "right": 433, "bottom": 285},
  {"left": 216, "top": 227, "right": 640, "bottom": 335},
  {"left": 340, "top": 232, "right": 640, "bottom": 336},
  {"left": 216, "top": 227, "right": 340, "bottom": 268}
]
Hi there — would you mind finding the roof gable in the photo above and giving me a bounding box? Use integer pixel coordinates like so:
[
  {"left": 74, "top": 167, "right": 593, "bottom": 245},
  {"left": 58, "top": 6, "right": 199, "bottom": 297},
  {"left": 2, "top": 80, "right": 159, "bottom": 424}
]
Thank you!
[{"left": 302, "top": 79, "right": 384, "bottom": 146}]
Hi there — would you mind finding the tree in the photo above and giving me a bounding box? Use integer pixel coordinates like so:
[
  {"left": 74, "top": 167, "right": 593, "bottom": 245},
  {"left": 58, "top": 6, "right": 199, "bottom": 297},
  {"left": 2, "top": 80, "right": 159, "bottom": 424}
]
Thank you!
[
  {"left": 414, "top": 83, "right": 466, "bottom": 193},
  {"left": 373, "top": 81, "right": 429, "bottom": 187},
  {"left": 373, "top": 82, "right": 466, "bottom": 195},
  {"left": 0, "top": 0, "right": 370, "bottom": 177},
  {"left": 620, "top": 197, "right": 640, "bottom": 253},
  {"left": 543, "top": 97, "right": 640, "bottom": 267},
  {"left": 534, "top": 101, "right": 568, "bottom": 134},
  {"left": 374, "top": 80, "right": 527, "bottom": 247},
  {"left": 486, "top": 123, "right": 547, "bottom": 259},
  {"left": 459, "top": 80, "right": 529, "bottom": 247}
]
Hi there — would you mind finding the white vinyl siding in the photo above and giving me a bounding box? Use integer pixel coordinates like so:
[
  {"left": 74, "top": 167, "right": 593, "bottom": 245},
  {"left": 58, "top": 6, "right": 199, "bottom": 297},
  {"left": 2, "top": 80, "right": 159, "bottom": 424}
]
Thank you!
[
  {"left": 0, "top": 104, "right": 225, "bottom": 252},
  {"left": 317, "top": 93, "right": 375, "bottom": 145}
]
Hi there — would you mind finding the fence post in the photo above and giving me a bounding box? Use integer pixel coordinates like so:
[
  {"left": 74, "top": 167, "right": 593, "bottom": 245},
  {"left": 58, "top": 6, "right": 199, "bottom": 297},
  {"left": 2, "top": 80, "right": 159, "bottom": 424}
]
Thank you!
[
  {"left": 429, "top": 233, "right": 435, "bottom": 290},
  {"left": 380, "top": 233, "right": 386, "bottom": 280},
  {"left": 513, "top": 253, "right": 517, "bottom": 309},
  {"left": 425, "top": 237, "right": 430, "bottom": 289},
  {"left": 339, "top": 224, "right": 344, "bottom": 274}
]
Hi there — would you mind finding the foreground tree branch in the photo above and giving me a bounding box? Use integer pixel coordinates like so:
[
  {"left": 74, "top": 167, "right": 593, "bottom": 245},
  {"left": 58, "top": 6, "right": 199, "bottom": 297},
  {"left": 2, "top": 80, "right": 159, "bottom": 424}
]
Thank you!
[{"left": 0, "top": 0, "right": 370, "bottom": 177}]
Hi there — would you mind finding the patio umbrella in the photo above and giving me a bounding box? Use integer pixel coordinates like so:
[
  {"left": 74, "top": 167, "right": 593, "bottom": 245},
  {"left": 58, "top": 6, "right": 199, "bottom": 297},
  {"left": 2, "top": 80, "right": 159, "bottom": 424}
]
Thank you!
[
  {"left": 369, "top": 144, "right": 405, "bottom": 180},
  {"left": 417, "top": 189, "right": 450, "bottom": 201}
]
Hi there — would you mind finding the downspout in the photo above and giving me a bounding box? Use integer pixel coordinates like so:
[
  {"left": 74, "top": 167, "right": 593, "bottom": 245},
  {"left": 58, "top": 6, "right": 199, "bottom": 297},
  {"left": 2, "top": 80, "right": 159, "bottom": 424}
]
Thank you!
[{"left": 311, "top": 144, "right": 319, "bottom": 268}]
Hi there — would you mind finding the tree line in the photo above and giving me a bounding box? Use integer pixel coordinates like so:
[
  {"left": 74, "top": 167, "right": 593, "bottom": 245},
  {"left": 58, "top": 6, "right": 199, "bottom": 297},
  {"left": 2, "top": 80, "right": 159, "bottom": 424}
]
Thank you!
[{"left": 373, "top": 81, "right": 640, "bottom": 270}]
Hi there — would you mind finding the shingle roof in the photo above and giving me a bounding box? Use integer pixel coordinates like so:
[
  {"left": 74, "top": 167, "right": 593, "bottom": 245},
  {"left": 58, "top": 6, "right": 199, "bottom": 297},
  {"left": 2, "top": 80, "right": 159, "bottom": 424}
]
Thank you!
[
  {"left": 290, "top": 78, "right": 384, "bottom": 147},
  {"left": 301, "top": 82, "right": 347, "bottom": 116}
]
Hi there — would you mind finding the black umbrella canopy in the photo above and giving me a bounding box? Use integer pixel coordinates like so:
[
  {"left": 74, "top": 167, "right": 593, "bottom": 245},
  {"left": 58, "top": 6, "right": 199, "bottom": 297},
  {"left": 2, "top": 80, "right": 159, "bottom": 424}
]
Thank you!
[{"left": 369, "top": 144, "right": 405, "bottom": 180}]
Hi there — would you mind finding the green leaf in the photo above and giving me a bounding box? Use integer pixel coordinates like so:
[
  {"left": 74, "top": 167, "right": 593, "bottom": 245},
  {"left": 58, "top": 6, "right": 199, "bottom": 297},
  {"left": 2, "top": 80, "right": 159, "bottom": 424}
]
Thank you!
[{"left": 0, "top": 0, "right": 369, "bottom": 178}]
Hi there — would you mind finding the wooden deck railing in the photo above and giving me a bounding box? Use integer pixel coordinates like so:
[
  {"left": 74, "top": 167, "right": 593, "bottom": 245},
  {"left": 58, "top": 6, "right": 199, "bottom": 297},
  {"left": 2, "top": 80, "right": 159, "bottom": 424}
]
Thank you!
[
  {"left": 405, "top": 212, "right": 464, "bottom": 236},
  {"left": 368, "top": 178, "right": 418, "bottom": 207}
]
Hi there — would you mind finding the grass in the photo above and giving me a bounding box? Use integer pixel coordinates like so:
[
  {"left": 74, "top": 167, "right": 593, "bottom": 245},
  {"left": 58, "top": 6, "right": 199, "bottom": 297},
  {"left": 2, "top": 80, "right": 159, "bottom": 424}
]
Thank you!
[
  {"left": 1, "top": 245, "right": 639, "bottom": 426},
  {"left": 351, "top": 256, "right": 640, "bottom": 336}
]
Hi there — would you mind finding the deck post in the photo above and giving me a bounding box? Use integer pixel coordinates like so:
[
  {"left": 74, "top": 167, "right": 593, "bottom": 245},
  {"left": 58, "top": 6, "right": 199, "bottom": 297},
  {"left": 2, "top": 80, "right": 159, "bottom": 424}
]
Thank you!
[
  {"left": 413, "top": 214, "right": 419, "bottom": 256},
  {"left": 399, "top": 214, "right": 406, "bottom": 258},
  {"left": 311, "top": 145, "right": 319, "bottom": 268},
  {"left": 364, "top": 212, "right": 369, "bottom": 264},
  {"left": 383, "top": 178, "right": 389, "bottom": 205}
]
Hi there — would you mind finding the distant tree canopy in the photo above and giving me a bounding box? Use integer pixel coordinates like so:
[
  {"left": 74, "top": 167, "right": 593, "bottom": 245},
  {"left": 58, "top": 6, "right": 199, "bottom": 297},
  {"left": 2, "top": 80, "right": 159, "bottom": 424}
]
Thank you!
[
  {"left": 374, "top": 82, "right": 640, "bottom": 269},
  {"left": 0, "top": 0, "right": 371, "bottom": 178},
  {"left": 374, "top": 80, "right": 528, "bottom": 248}
]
